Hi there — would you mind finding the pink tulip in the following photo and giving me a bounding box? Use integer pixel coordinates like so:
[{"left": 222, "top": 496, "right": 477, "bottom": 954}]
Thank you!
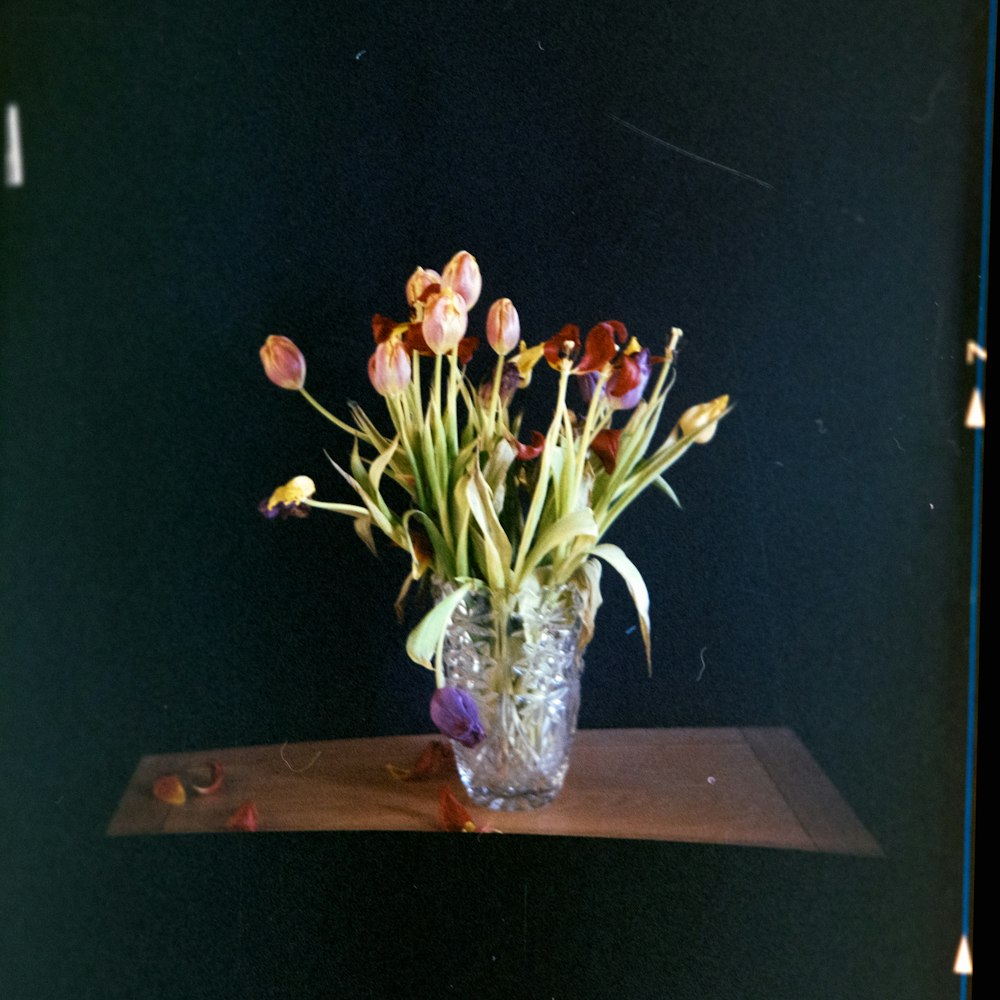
[
  {"left": 486, "top": 297, "right": 521, "bottom": 355},
  {"left": 368, "top": 337, "right": 412, "bottom": 396},
  {"left": 405, "top": 267, "right": 441, "bottom": 309},
  {"left": 421, "top": 287, "right": 468, "bottom": 355},
  {"left": 441, "top": 251, "right": 482, "bottom": 309},
  {"left": 260, "top": 335, "right": 306, "bottom": 390}
]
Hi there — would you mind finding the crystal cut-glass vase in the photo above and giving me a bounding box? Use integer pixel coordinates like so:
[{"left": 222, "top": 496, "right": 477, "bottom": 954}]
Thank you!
[{"left": 435, "top": 580, "right": 586, "bottom": 810}]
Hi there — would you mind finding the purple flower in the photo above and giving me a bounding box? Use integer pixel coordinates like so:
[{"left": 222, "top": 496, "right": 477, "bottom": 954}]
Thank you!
[
  {"left": 430, "top": 687, "right": 486, "bottom": 748},
  {"left": 576, "top": 370, "right": 599, "bottom": 404},
  {"left": 607, "top": 347, "right": 652, "bottom": 410}
]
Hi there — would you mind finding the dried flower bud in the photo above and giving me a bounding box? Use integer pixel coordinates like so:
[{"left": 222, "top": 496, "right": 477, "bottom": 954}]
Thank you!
[
  {"left": 441, "top": 251, "right": 482, "bottom": 309},
  {"left": 368, "top": 338, "right": 412, "bottom": 396},
  {"left": 486, "top": 298, "right": 521, "bottom": 355},
  {"left": 260, "top": 335, "right": 306, "bottom": 390},
  {"left": 430, "top": 687, "right": 486, "bottom": 748},
  {"left": 678, "top": 395, "right": 730, "bottom": 444},
  {"left": 422, "top": 288, "right": 469, "bottom": 355}
]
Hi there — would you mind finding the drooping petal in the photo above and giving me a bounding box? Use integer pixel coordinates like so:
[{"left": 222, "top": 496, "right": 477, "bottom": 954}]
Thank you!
[
  {"left": 577, "top": 371, "right": 599, "bottom": 404},
  {"left": 260, "top": 335, "right": 306, "bottom": 390},
  {"left": 590, "top": 428, "right": 622, "bottom": 473},
  {"left": 576, "top": 322, "right": 619, "bottom": 373},
  {"left": 511, "top": 342, "right": 546, "bottom": 387},
  {"left": 403, "top": 321, "right": 434, "bottom": 356},
  {"left": 456, "top": 336, "right": 479, "bottom": 366},
  {"left": 511, "top": 430, "right": 546, "bottom": 461},
  {"left": 441, "top": 251, "right": 482, "bottom": 309},
  {"left": 371, "top": 313, "right": 397, "bottom": 345},
  {"left": 430, "top": 686, "right": 486, "bottom": 748},
  {"left": 607, "top": 348, "right": 651, "bottom": 410},
  {"left": 480, "top": 361, "right": 521, "bottom": 404}
]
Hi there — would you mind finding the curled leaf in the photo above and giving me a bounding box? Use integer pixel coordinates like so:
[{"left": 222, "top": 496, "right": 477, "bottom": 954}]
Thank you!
[
  {"left": 152, "top": 774, "right": 186, "bottom": 806},
  {"left": 225, "top": 800, "right": 259, "bottom": 832},
  {"left": 191, "top": 760, "right": 224, "bottom": 796}
]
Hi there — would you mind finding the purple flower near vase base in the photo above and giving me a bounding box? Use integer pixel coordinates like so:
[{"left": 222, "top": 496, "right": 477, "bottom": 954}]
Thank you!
[{"left": 430, "top": 687, "right": 486, "bottom": 748}]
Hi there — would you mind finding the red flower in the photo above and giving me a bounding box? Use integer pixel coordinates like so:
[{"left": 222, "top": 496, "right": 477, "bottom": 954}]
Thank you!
[{"left": 543, "top": 324, "right": 581, "bottom": 369}]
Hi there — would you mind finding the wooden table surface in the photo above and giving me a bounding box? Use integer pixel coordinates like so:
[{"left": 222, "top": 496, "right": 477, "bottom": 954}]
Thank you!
[{"left": 107, "top": 727, "right": 881, "bottom": 855}]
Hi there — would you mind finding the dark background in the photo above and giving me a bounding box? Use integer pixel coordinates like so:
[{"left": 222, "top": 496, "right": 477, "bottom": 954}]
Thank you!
[{"left": 1, "top": 1, "right": 983, "bottom": 997}]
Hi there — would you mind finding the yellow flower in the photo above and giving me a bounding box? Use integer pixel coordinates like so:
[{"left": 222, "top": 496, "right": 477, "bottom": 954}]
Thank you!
[{"left": 260, "top": 475, "right": 316, "bottom": 519}]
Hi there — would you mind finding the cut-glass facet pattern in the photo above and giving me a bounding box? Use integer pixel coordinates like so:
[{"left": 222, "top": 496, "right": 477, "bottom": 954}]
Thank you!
[{"left": 436, "top": 582, "right": 585, "bottom": 810}]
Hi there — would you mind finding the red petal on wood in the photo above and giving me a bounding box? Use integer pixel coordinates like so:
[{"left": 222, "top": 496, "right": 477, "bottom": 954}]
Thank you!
[{"left": 225, "top": 800, "right": 260, "bottom": 832}]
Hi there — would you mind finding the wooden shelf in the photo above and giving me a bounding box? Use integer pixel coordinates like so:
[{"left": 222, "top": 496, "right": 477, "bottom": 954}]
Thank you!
[{"left": 107, "top": 727, "right": 880, "bottom": 855}]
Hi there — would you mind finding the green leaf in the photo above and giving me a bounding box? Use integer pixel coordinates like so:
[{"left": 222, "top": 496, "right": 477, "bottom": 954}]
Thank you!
[
  {"left": 516, "top": 508, "right": 597, "bottom": 589},
  {"left": 652, "top": 475, "right": 683, "bottom": 509},
  {"left": 592, "top": 543, "right": 652, "bottom": 674},
  {"left": 369, "top": 436, "right": 400, "bottom": 494},
  {"left": 406, "top": 583, "right": 472, "bottom": 677},
  {"left": 466, "top": 462, "right": 513, "bottom": 589}
]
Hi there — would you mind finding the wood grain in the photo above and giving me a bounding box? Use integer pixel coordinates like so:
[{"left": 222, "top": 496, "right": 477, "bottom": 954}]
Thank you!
[{"left": 107, "top": 727, "right": 880, "bottom": 855}]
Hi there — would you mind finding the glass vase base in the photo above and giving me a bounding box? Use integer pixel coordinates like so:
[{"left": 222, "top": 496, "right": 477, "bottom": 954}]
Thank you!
[{"left": 463, "top": 785, "right": 562, "bottom": 811}]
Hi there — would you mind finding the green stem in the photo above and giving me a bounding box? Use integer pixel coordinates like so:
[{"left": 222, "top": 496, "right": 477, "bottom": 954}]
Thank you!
[{"left": 299, "top": 388, "right": 364, "bottom": 438}]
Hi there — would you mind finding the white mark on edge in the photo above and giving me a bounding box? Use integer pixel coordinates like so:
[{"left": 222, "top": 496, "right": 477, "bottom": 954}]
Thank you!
[
  {"left": 5, "top": 104, "right": 24, "bottom": 187},
  {"left": 696, "top": 646, "right": 708, "bottom": 681},
  {"left": 929, "top": 503, "right": 935, "bottom": 510},
  {"left": 355, "top": 49, "right": 367, "bottom": 60},
  {"left": 280, "top": 741, "right": 322, "bottom": 772},
  {"left": 608, "top": 114, "right": 774, "bottom": 190},
  {"left": 537, "top": 40, "right": 544, "bottom": 51}
]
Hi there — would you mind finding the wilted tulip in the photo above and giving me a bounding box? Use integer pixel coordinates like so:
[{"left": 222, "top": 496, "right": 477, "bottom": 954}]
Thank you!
[
  {"left": 486, "top": 298, "right": 521, "bottom": 355},
  {"left": 422, "top": 288, "right": 469, "bottom": 355},
  {"left": 607, "top": 346, "right": 652, "bottom": 410},
  {"left": 405, "top": 267, "right": 441, "bottom": 310},
  {"left": 368, "top": 337, "right": 412, "bottom": 396},
  {"left": 260, "top": 334, "right": 306, "bottom": 390},
  {"left": 259, "top": 475, "right": 316, "bottom": 519},
  {"left": 430, "top": 686, "right": 486, "bottom": 748},
  {"left": 441, "top": 251, "right": 482, "bottom": 309},
  {"left": 678, "top": 395, "right": 730, "bottom": 443}
]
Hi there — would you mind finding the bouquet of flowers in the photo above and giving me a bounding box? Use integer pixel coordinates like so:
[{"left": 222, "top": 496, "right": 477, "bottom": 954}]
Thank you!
[{"left": 259, "top": 252, "right": 728, "bottom": 766}]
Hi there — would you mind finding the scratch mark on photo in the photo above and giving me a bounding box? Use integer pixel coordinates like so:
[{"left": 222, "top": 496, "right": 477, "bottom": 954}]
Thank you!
[
  {"left": 608, "top": 114, "right": 774, "bottom": 190},
  {"left": 696, "top": 646, "right": 708, "bottom": 681}
]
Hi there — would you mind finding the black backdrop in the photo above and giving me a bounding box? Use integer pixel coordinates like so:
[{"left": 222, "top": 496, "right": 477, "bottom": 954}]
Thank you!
[{"left": 2, "top": 2, "right": 984, "bottom": 997}]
